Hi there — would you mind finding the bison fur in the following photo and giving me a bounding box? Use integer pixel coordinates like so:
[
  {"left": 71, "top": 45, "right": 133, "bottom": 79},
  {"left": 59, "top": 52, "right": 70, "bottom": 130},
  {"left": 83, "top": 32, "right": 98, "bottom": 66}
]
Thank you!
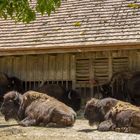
[
  {"left": 0, "top": 91, "right": 77, "bottom": 127},
  {"left": 84, "top": 97, "right": 140, "bottom": 134},
  {"left": 36, "top": 83, "right": 81, "bottom": 111}
]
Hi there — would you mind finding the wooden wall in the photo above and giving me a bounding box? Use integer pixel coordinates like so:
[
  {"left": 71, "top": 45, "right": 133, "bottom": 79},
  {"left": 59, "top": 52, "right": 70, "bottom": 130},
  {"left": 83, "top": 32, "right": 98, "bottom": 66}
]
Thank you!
[
  {"left": 75, "top": 50, "right": 138, "bottom": 103},
  {"left": 0, "top": 54, "right": 75, "bottom": 90},
  {"left": 75, "top": 50, "right": 133, "bottom": 87},
  {"left": 0, "top": 49, "right": 139, "bottom": 98}
]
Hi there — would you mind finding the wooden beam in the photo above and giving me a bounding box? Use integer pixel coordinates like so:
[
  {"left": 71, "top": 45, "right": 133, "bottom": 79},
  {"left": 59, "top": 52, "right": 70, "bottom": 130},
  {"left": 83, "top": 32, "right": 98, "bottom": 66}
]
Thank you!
[{"left": 0, "top": 43, "right": 140, "bottom": 56}]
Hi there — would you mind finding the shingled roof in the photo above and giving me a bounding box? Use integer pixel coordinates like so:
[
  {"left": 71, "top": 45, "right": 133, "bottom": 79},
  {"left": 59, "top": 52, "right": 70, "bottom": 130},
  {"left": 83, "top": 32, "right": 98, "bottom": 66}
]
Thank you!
[{"left": 0, "top": 0, "right": 140, "bottom": 55}]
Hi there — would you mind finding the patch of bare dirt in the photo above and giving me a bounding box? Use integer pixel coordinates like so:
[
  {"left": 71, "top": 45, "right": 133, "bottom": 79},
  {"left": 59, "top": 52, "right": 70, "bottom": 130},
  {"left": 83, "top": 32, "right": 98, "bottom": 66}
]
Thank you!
[{"left": 0, "top": 115, "right": 140, "bottom": 140}]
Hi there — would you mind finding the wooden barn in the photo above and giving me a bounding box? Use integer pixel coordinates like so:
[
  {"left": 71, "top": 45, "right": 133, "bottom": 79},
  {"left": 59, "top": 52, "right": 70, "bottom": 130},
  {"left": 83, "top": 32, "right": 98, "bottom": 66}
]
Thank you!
[{"left": 0, "top": 0, "right": 140, "bottom": 102}]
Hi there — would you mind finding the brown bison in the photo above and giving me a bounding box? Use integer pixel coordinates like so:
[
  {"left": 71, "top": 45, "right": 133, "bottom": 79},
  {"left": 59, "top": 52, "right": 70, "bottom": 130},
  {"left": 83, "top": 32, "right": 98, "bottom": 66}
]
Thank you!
[
  {"left": 0, "top": 91, "right": 77, "bottom": 127},
  {"left": 2, "top": 76, "right": 81, "bottom": 111},
  {"left": 0, "top": 74, "right": 24, "bottom": 103},
  {"left": 110, "top": 71, "right": 140, "bottom": 106},
  {"left": 84, "top": 97, "right": 140, "bottom": 133},
  {"left": 109, "top": 71, "right": 132, "bottom": 101},
  {"left": 94, "top": 71, "right": 140, "bottom": 106},
  {"left": 0, "top": 73, "right": 12, "bottom": 102},
  {"left": 127, "top": 71, "right": 140, "bottom": 105},
  {"left": 36, "top": 83, "right": 81, "bottom": 112}
]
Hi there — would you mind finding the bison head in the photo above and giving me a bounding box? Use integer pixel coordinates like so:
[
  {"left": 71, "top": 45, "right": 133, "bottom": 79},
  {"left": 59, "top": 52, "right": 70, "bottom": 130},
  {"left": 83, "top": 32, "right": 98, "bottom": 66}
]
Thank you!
[
  {"left": 0, "top": 91, "right": 22, "bottom": 121},
  {"left": 84, "top": 98, "right": 103, "bottom": 126},
  {"left": 84, "top": 98, "right": 110, "bottom": 126},
  {"left": 84, "top": 98, "right": 118, "bottom": 126}
]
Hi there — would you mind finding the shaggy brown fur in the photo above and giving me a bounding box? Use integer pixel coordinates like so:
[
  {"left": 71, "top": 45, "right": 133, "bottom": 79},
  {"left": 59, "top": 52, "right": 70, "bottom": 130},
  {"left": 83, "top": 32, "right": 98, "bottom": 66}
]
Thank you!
[
  {"left": 84, "top": 97, "right": 140, "bottom": 134},
  {"left": 105, "top": 71, "right": 140, "bottom": 105},
  {"left": 1, "top": 91, "right": 76, "bottom": 127},
  {"left": 109, "top": 71, "right": 132, "bottom": 101},
  {"left": 36, "top": 84, "right": 81, "bottom": 112}
]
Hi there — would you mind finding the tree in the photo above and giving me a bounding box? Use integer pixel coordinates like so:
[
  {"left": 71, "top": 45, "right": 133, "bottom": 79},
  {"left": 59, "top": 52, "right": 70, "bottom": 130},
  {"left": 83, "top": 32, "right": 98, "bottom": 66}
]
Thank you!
[{"left": 0, "top": 0, "right": 61, "bottom": 23}]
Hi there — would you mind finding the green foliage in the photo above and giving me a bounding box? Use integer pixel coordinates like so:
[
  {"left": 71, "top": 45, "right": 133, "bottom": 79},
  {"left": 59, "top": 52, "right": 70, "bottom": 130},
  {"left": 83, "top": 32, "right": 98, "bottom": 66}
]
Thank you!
[
  {"left": 73, "top": 22, "right": 81, "bottom": 27},
  {"left": 128, "top": 3, "right": 140, "bottom": 9},
  {"left": 0, "top": 0, "right": 61, "bottom": 23},
  {"left": 36, "top": 0, "right": 61, "bottom": 16}
]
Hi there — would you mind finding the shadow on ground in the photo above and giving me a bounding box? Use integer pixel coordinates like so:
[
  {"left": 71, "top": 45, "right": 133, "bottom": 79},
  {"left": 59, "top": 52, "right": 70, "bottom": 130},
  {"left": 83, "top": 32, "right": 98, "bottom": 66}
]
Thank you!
[
  {"left": 0, "top": 124, "right": 19, "bottom": 128},
  {"left": 78, "top": 128, "right": 97, "bottom": 133}
]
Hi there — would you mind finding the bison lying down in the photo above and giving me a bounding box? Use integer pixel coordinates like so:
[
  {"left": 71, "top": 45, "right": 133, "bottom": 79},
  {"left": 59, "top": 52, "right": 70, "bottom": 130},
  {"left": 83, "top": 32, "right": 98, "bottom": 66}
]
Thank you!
[
  {"left": 84, "top": 97, "right": 140, "bottom": 134},
  {"left": 0, "top": 91, "right": 76, "bottom": 127},
  {"left": 37, "top": 84, "right": 81, "bottom": 112}
]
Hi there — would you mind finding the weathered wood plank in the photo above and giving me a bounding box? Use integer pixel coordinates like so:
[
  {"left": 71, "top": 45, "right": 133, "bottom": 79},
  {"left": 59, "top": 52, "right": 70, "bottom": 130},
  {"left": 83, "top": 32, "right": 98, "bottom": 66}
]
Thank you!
[
  {"left": 12, "top": 56, "right": 22, "bottom": 78},
  {"left": 63, "top": 54, "right": 69, "bottom": 80},
  {"left": 4, "top": 56, "right": 13, "bottom": 76},
  {"left": 48, "top": 55, "right": 56, "bottom": 80},
  {"left": 43, "top": 55, "right": 49, "bottom": 81},
  {"left": 56, "top": 54, "right": 63, "bottom": 80},
  {"left": 26, "top": 55, "right": 34, "bottom": 81},
  {"left": 70, "top": 54, "right": 76, "bottom": 88}
]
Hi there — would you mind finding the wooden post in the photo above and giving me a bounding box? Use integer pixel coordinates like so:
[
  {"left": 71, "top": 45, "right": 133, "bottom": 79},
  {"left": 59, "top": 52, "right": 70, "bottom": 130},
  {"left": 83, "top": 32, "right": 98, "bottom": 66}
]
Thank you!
[{"left": 108, "top": 51, "right": 113, "bottom": 80}]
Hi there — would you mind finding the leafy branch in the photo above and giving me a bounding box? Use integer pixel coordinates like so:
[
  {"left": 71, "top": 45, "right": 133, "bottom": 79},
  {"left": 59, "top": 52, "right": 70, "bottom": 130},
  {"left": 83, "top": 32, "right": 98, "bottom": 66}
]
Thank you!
[{"left": 0, "top": 0, "right": 61, "bottom": 23}]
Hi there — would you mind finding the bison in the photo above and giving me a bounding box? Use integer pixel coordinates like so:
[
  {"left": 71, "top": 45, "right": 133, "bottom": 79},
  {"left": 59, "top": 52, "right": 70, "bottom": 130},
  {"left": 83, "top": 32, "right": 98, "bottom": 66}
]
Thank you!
[
  {"left": 0, "top": 73, "right": 13, "bottom": 103},
  {"left": 36, "top": 83, "right": 66, "bottom": 101},
  {"left": 84, "top": 97, "right": 140, "bottom": 134},
  {"left": 127, "top": 71, "right": 140, "bottom": 106},
  {"left": 0, "top": 91, "right": 77, "bottom": 127},
  {"left": 0, "top": 74, "right": 81, "bottom": 111},
  {"left": 108, "top": 71, "right": 132, "bottom": 101},
  {"left": 36, "top": 83, "right": 81, "bottom": 111},
  {"left": 0, "top": 74, "right": 25, "bottom": 103},
  {"left": 93, "top": 71, "right": 132, "bottom": 100},
  {"left": 9, "top": 76, "right": 24, "bottom": 93},
  {"left": 108, "top": 71, "right": 140, "bottom": 105},
  {"left": 93, "top": 71, "right": 140, "bottom": 106}
]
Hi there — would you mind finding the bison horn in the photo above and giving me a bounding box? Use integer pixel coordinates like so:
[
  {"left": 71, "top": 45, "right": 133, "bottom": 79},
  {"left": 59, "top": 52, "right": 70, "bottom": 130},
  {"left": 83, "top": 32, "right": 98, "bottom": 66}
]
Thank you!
[{"left": 68, "top": 91, "right": 72, "bottom": 100}]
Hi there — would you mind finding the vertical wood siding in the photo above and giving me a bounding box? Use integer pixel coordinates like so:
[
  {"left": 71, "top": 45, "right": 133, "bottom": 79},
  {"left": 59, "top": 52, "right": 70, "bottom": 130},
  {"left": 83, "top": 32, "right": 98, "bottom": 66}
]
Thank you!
[
  {"left": 75, "top": 50, "right": 132, "bottom": 87},
  {"left": 0, "top": 50, "right": 139, "bottom": 102},
  {"left": 75, "top": 50, "right": 138, "bottom": 104},
  {"left": 0, "top": 54, "right": 75, "bottom": 90}
]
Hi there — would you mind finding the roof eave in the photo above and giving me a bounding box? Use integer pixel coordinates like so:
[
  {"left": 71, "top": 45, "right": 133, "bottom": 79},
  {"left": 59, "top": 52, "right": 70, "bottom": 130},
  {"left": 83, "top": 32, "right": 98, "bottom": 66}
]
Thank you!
[{"left": 0, "top": 42, "right": 140, "bottom": 56}]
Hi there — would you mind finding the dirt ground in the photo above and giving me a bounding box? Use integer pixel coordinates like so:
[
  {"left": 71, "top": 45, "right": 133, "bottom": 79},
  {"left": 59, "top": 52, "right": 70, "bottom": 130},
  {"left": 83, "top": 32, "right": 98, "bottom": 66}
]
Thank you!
[{"left": 0, "top": 115, "right": 140, "bottom": 140}]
